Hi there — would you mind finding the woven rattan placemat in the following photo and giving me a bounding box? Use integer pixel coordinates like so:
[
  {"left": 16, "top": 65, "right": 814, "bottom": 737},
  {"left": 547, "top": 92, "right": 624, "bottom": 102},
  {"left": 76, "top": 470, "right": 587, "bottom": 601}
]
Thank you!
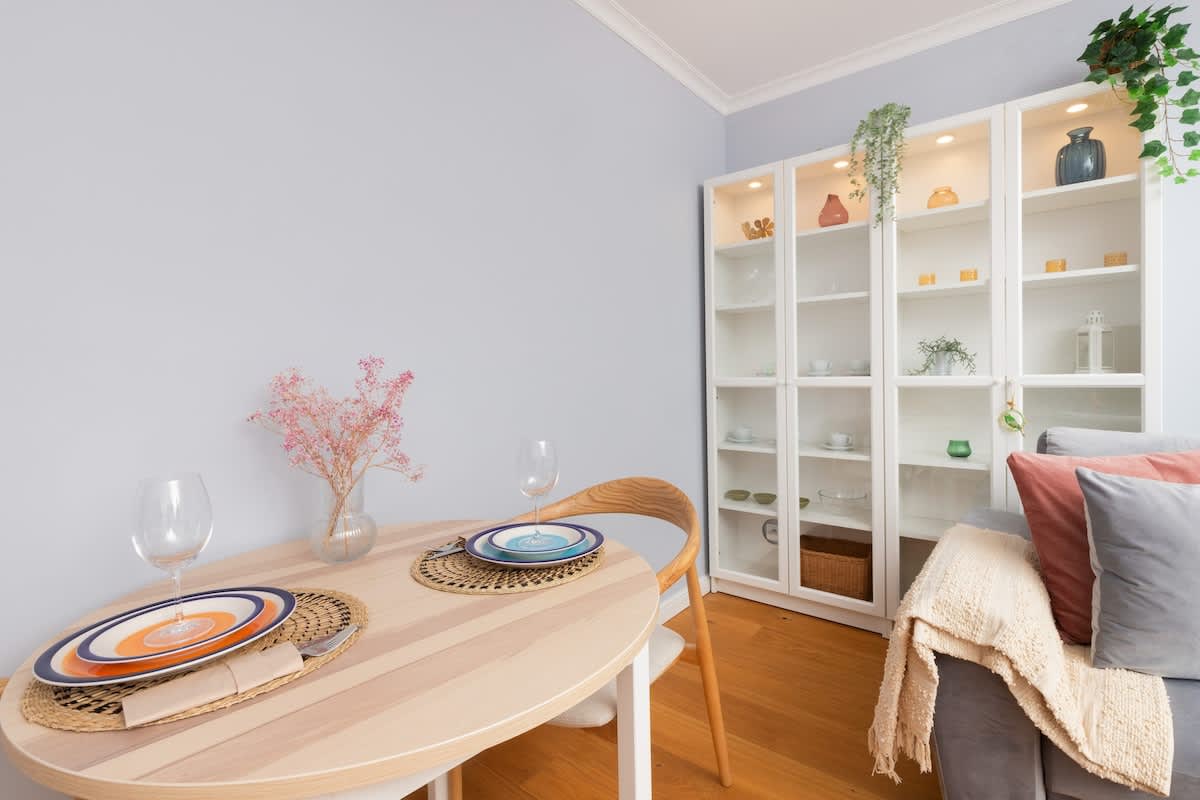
[
  {"left": 21, "top": 588, "right": 367, "bottom": 732},
  {"left": 411, "top": 539, "right": 604, "bottom": 595}
]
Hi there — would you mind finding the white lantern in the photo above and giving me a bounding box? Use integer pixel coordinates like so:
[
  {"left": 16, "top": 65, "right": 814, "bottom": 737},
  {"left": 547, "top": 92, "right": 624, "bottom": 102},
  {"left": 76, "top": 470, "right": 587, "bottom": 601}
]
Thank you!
[{"left": 1075, "top": 310, "right": 1116, "bottom": 374}]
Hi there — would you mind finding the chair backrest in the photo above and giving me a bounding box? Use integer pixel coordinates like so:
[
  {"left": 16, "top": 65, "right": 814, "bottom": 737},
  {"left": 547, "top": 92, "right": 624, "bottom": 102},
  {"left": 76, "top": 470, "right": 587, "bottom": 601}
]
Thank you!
[{"left": 513, "top": 477, "right": 700, "bottom": 594}]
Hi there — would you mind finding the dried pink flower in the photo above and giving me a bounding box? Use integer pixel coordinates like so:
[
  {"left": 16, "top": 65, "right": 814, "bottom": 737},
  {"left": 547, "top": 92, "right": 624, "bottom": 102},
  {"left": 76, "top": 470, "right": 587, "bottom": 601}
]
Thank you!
[{"left": 248, "top": 357, "right": 424, "bottom": 505}]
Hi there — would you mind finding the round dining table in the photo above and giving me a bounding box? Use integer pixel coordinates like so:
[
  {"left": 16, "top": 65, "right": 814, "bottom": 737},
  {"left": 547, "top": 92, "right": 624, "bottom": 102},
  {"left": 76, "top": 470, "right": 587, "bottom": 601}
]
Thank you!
[{"left": 0, "top": 520, "right": 661, "bottom": 799}]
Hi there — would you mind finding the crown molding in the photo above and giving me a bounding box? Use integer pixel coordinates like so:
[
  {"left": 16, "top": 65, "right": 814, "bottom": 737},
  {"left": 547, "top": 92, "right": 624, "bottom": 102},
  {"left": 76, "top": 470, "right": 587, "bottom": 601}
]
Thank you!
[
  {"left": 571, "top": 0, "right": 731, "bottom": 114},
  {"left": 574, "top": 0, "right": 1071, "bottom": 117},
  {"left": 724, "top": 0, "right": 1071, "bottom": 113}
]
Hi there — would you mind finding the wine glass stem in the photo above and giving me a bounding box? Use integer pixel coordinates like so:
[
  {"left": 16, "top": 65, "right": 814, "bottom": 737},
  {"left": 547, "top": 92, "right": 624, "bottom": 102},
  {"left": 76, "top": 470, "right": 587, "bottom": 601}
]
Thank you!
[
  {"left": 170, "top": 566, "right": 184, "bottom": 625},
  {"left": 534, "top": 496, "right": 541, "bottom": 531}
]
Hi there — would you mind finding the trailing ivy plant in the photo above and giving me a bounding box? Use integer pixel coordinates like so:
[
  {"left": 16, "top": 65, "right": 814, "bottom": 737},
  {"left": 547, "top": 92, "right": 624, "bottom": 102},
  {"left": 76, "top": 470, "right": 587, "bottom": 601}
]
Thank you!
[
  {"left": 1080, "top": 4, "right": 1200, "bottom": 183},
  {"left": 847, "top": 103, "right": 911, "bottom": 225},
  {"left": 908, "top": 336, "right": 977, "bottom": 376}
]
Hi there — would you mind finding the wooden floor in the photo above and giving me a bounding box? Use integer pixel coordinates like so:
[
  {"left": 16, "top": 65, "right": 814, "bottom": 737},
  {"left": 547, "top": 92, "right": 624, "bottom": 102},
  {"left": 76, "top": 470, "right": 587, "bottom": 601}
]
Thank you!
[{"left": 407, "top": 592, "right": 940, "bottom": 799}]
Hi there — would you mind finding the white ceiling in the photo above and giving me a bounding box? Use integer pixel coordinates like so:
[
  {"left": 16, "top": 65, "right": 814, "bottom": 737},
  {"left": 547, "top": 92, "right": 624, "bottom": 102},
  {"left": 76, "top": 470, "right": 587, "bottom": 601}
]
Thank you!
[{"left": 574, "top": 0, "right": 1071, "bottom": 114}]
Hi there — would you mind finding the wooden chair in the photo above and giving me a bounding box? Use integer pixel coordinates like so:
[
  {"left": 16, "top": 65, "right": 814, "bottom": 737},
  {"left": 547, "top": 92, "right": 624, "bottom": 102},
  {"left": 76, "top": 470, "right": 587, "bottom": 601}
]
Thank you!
[{"left": 452, "top": 477, "right": 733, "bottom": 790}]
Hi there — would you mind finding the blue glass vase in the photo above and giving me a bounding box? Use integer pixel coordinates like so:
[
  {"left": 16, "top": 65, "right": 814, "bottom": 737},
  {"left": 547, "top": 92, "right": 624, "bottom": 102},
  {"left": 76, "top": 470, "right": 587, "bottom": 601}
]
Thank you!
[{"left": 1055, "top": 127, "right": 1106, "bottom": 186}]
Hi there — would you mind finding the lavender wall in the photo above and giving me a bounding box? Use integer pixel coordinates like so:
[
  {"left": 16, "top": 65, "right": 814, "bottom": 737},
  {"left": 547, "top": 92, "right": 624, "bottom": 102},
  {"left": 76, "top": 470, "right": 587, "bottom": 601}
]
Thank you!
[
  {"left": 726, "top": 0, "right": 1200, "bottom": 435},
  {"left": 0, "top": 1, "right": 723, "bottom": 795}
]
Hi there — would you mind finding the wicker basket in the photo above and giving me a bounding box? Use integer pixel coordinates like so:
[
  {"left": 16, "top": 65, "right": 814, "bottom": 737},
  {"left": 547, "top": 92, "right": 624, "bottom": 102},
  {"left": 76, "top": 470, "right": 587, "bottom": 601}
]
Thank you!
[{"left": 800, "top": 534, "right": 871, "bottom": 600}]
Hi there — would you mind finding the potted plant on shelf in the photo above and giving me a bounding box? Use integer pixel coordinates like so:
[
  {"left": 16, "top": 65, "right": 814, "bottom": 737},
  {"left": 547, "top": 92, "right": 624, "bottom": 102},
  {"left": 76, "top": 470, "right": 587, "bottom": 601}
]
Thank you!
[
  {"left": 249, "top": 356, "right": 424, "bottom": 564},
  {"left": 847, "top": 103, "right": 912, "bottom": 225},
  {"left": 1080, "top": 4, "right": 1200, "bottom": 182},
  {"left": 909, "top": 336, "right": 977, "bottom": 376}
]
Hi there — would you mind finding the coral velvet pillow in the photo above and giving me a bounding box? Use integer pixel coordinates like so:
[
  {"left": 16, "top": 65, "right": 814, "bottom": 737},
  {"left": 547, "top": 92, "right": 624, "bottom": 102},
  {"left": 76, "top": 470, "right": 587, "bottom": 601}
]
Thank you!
[{"left": 1007, "top": 449, "right": 1200, "bottom": 644}]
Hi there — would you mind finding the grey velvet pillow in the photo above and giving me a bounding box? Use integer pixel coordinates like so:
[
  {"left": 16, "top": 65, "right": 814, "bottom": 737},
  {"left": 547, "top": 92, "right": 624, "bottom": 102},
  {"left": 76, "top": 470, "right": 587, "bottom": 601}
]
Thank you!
[
  {"left": 1077, "top": 467, "right": 1200, "bottom": 678},
  {"left": 1040, "top": 427, "right": 1200, "bottom": 457}
]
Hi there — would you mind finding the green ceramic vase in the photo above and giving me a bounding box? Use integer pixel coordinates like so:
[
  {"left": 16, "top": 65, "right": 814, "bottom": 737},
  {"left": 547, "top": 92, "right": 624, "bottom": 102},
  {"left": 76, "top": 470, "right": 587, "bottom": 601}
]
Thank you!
[{"left": 946, "top": 439, "right": 972, "bottom": 459}]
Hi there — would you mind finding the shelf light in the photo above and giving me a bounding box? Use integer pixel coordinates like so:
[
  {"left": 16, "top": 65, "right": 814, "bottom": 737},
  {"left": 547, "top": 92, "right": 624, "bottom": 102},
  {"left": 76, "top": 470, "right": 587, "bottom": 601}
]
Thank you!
[
  {"left": 832, "top": 160, "right": 849, "bottom": 169},
  {"left": 1067, "top": 102, "right": 1089, "bottom": 114},
  {"left": 747, "top": 180, "right": 763, "bottom": 189},
  {"left": 936, "top": 134, "right": 955, "bottom": 145}
]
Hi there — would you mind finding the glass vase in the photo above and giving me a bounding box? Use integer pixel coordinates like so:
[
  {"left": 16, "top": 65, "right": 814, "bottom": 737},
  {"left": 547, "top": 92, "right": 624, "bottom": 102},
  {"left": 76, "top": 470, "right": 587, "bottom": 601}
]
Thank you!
[
  {"left": 311, "top": 480, "right": 377, "bottom": 564},
  {"left": 1055, "top": 126, "right": 1106, "bottom": 186}
]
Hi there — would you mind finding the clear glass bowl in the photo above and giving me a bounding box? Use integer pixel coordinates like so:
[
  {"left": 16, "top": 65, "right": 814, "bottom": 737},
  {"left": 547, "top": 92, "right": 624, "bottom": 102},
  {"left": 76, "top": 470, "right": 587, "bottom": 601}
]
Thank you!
[{"left": 817, "top": 488, "right": 868, "bottom": 508}]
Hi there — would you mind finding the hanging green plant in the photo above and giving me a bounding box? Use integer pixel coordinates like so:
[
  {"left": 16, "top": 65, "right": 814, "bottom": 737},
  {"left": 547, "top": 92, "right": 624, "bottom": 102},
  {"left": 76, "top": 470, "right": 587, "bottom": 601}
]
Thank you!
[
  {"left": 847, "top": 103, "right": 912, "bottom": 225},
  {"left": 1079, "top": 4, "right": 1200, "bottom": 183}
]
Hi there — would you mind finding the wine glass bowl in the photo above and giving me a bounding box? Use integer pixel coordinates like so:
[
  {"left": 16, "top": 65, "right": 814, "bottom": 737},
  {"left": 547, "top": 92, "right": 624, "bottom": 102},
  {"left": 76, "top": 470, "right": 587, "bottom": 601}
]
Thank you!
[
  {"left": 516, "top": 439, "right": 559, "bottom": 548},
  {"left": 133, "top": 473, "right": 214, "bottom": 648}
]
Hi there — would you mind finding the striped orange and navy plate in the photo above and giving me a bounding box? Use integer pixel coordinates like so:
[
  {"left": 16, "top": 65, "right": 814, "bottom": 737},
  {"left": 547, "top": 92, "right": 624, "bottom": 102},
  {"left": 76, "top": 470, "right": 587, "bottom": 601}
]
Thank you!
[{"left": 32, "top": 587, "right": 295, "bottom": 687}]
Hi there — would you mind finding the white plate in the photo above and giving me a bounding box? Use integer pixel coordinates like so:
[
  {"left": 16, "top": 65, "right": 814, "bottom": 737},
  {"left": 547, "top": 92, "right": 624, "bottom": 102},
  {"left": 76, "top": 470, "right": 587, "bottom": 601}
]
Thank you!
[
  {"left": 821, "top": 443, "right": 855, "bottom": 451},
  {"left": 807, "top": 370, "right": 833, "bottom": 377},
  {"left": 488, "top": 523, "right": 587, "bottom": 555},
  {"left": 466, "top": 524, "right": 604, "bottom": 569},
  {"left": 77, "top": 592, "right": 264, "bottom": 664}
]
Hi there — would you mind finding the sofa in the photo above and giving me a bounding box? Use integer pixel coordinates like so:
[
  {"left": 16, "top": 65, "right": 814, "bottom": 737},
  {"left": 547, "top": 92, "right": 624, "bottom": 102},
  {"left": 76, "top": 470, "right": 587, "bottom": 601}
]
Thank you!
[{"left": 932, "top": 427, "right": 1200, "bottom": 800}]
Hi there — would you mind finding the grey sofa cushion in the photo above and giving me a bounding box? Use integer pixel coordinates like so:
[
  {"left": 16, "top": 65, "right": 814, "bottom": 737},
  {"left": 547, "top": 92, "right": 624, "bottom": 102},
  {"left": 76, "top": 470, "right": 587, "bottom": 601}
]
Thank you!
[
  {"left": 933, "top": 655, "right": 1046, "bottom": 800},
  {"left": 1045, "top": 678, "right": 1200, "bottom": 799},
  {"left": 962, "top": 507, "right": 1031, "bottom": 540},
  {"left": 1038, "top": 427, "right": 1200, "bottom": 457},
  {"left": 1078, "top": 469, "right": 1200, "bottom": 678}
]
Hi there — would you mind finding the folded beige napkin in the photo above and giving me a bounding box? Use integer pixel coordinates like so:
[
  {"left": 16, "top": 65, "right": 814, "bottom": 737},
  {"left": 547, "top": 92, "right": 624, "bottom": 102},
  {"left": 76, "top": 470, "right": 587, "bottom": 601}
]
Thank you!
[{"left": 122, "top": 643, "right": 304, "bottom": 728}]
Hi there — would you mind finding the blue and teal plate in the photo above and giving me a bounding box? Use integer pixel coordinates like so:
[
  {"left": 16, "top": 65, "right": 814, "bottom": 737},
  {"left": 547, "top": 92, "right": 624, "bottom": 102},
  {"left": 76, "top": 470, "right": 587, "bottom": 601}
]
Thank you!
[
  {"left": 488, "top": 523, "right": 587, "bottom": 555},
  {"left": 467, "top": 523, "right": 604, "bottom": 569}
]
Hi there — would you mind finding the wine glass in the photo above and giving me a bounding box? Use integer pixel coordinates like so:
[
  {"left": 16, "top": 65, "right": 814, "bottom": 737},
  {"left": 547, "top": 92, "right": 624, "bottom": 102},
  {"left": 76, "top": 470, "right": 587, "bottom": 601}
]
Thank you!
[
  {"left": 517, "top": 438, "right": 559, "bottom": 547},
  {"left": 132, "top": 473, "right": 215, "bottom": 648}
]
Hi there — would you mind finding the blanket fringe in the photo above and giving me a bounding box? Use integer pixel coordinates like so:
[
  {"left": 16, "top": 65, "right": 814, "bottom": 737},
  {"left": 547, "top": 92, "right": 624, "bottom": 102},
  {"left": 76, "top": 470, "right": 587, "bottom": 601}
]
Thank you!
[{"left": 868, "top": 720, "right": 932, "bottom": 783}]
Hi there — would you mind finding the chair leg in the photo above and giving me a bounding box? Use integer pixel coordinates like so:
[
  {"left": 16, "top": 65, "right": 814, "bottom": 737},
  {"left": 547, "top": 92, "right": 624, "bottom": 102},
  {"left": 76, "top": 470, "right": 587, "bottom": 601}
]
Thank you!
[
  {"left": 687, "top": 566, "right": 733, "bottom": 787},
  {"left": 448, "top": 765, "right": 463, "bottom": 800}
]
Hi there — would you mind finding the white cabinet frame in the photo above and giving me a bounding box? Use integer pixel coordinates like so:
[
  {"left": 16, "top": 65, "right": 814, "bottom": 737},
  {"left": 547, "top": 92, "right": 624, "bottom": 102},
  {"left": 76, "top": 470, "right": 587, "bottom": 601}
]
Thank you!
[{"left": 703, "top": 84, "right": 1163, "bottom": 631}]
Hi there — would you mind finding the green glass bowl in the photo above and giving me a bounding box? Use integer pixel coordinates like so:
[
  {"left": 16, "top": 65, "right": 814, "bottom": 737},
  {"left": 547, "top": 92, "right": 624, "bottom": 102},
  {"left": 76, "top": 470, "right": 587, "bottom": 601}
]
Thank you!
[
  {"left": 798, "top": 497, "right": 811, "bottom": 509},
  {"left": 724, "top": 489, "right": 751, "bottom": 501},
  {"left": 947, "top": 439, "right": 973, "bottom": 459},
  {"left": 753, "top": 492, "right": 777, "bottom": 505}
]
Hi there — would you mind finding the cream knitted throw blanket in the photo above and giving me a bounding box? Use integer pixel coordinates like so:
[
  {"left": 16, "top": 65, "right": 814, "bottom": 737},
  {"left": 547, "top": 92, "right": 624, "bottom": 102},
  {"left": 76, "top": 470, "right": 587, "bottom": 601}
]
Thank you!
[{"left": 869, "top": 523, "right": 1173, "bottom": 796}]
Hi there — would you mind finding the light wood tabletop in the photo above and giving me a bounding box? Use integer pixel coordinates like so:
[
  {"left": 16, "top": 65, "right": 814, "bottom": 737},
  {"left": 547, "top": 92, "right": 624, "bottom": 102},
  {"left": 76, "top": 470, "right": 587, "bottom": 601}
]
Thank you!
[{"left": 0, "top": 520, "right": 661, "bottom": 800}]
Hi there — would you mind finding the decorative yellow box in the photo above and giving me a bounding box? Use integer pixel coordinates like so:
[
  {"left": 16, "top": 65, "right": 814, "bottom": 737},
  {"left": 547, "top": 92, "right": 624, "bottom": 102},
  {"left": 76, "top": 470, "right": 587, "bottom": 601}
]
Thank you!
[
  {"left": 960, "top": 268, "right": 979, "bottom": 282},
  {"left": 918, "top": 273, "right": 937, "bottom": 286},
  {"left": 1045, "top": 258, "right": 1067, "bottom": 273},
  {"left": 1104, "top": 251, "right": 1128, "bottom": 267}
]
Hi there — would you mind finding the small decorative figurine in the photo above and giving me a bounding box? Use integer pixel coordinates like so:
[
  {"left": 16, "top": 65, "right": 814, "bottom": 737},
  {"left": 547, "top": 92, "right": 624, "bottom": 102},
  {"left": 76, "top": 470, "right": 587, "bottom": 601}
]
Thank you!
[{"left": 741, "top": 217, "right": 775, "bottom": 240}]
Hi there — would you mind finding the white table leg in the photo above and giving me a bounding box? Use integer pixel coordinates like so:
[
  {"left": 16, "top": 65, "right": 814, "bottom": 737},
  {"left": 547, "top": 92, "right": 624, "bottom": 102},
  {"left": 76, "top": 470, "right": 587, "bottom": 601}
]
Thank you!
[
  {"left": 426, "top": 770, "right": 452, "bottom": 800},
  {"left": 616, "top": 641, "right": 651, "bottom": 800}
]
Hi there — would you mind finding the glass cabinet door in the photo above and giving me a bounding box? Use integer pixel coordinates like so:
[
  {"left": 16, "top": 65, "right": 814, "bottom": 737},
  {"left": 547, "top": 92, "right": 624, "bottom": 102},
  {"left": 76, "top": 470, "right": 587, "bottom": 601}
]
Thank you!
[
  {"left": 706, "top": 167, "right": 788, "bottom": 590},
  {"left": 1005, "top": 86, "right": 1154, "bottom": 512},
  {"left": 884, "top": 107, "right": 1006, "bottom": 617},
  {"left": 712, "top": 385, "right": 785, "bottom": 586},
  {"left": 709, "top": 171, "right": 782, "bottom": 382},
  {"left": 786, "top": 151, "right": 884, "bottom": 611}
]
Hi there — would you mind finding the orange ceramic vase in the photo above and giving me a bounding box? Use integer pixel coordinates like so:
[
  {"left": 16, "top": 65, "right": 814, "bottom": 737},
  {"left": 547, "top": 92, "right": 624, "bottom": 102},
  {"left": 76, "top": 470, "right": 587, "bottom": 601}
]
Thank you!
[
  {"left": 818, "top": 194, "right": 849, "bottom": 227},
  {"left": 927, "top": 186, "right": 959, "bottom": 209}
]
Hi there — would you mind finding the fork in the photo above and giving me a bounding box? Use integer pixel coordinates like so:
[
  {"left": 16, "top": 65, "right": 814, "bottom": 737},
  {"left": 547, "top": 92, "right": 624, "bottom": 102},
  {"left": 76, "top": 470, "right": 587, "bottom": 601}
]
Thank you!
[{"left": 298, "top": 624, "right": 359, "bottom": 658}]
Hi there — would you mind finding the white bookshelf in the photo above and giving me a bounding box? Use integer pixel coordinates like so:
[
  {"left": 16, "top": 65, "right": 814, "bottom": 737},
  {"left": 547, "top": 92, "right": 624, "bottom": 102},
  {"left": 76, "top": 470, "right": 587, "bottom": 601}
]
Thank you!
[{"left": 704, "top": 83, "right": 1161, "bottom": 633}]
